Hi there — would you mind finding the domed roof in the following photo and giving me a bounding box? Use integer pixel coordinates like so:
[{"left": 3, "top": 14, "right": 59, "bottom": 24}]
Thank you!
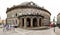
[{"left": 6, "top": 1, "right": 51, "bottom": 15}]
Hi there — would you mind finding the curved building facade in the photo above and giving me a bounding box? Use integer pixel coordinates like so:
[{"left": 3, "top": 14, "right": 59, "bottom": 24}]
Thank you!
[{"left": 6, "top": 2, "right": 51, "bottom": 28}]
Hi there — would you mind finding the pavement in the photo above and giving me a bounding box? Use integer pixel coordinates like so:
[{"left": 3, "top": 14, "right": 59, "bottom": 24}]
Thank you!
[
  {"left": 16, "top": 28, "right": 56, "bottom": 35},
  {"left": 55, "top": 27, "right": 60, "bottom": 35},
  {"left": 0, "top": 27, "right": 60, "bottom": 35}
]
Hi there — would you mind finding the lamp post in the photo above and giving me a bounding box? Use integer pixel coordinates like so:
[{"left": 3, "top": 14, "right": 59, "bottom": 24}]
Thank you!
[{"left": 53, "top": 16, "right": 56, "bottom": 32}]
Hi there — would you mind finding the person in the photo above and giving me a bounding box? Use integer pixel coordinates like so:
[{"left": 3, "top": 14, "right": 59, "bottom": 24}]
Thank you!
[
  {"left": 6, "top": 24, "right": 9, "bottom": 31},
  {"left": 3, "top": 24, "right": 7, "bottom": 32},
  {"left": 3, "top": 23, "right": 10, "bottom": 32},
  {"left": 10, "top": 25, "right": 16, "bottom": 32}
]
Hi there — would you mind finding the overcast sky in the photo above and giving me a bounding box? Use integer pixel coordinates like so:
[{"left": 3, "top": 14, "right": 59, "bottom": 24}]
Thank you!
[{"left": 0, "top": 0, "right": 60, "bottom": 21}]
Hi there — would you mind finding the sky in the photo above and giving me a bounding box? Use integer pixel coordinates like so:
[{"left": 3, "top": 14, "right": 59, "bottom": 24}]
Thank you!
[{"left": 0, "top": 0, "right": 60, "bottom": 21}]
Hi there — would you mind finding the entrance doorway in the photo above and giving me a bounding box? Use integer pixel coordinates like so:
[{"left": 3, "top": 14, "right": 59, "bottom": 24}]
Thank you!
[
  {"left": 33, "top": 18, "right": 37, "bottom": 27},
  {"left": 39, "top": 18, "right": 41, "bottom": 26},
  {"left": 27, "top": 18, "right": 31, "bottom": 27},
  {"left": 22, "top": 18, "right": 24, "bottom": 27}
]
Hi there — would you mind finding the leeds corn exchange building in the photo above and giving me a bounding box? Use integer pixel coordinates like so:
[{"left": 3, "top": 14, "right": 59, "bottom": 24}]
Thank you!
[{"left": 6, "top": 2, "right": 51, "bottom": 28}]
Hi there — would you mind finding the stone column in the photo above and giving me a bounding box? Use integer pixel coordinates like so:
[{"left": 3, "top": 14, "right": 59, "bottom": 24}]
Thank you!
[
  {"left": 20, "top": 18, "right": 22, "bottom": 28},
  {"left": 24, "top": 18, "right": 27, "bottom": 28},
  {"left": 17, "top": 18, "right": 19, "bottom": 27},
  {"left": 37, "top": 18, "right": 40, "bottom": 27},
  {"left": 31, "top": 18, "right": 33, "bottom": 27}
]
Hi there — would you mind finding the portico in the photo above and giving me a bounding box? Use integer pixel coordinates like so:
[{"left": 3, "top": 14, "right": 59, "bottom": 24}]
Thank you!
[{"left": 18, "top": 15, "right": 44, "bottom": 28}]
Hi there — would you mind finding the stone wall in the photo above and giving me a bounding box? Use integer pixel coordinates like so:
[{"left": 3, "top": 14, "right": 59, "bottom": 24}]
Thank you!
[
  {"left": 57, "top": 15, "right": 60, "bottom": 24},
  {"left": 7, "top": 8, "right": 51, "bottom": 26}
]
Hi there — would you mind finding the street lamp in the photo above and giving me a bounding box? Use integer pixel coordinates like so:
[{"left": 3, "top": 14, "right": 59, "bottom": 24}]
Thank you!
[{"left": 53, "top": 16, "right": 56, "bottom": 32}]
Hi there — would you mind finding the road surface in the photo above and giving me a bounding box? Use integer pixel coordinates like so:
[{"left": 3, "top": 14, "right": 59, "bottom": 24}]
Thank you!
[{"left": 0, "top": 27, "right": 56, "bottom": 35}]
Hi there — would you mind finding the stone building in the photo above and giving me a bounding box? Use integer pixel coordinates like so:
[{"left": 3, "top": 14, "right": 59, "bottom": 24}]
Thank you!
[
  {"left": 6, "top": 2, "right": 51, "bottom": 28},
  {"left": 57, "top": 13, "right": 60, "bottom": 24}
]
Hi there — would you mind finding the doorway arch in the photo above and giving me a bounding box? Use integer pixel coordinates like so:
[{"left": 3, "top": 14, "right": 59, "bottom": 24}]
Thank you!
[
  {"left": 27, "top": 18, "right": 31, "bottom": 27},
  {"left": 39, "top": 18, "right": 41, "bottom": 26},
  {"left": 33, "top": 18, "right": 37, "bottom": 27},
  {"left": 22, "top": 18, "right": 24, "bottom": 27}
]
